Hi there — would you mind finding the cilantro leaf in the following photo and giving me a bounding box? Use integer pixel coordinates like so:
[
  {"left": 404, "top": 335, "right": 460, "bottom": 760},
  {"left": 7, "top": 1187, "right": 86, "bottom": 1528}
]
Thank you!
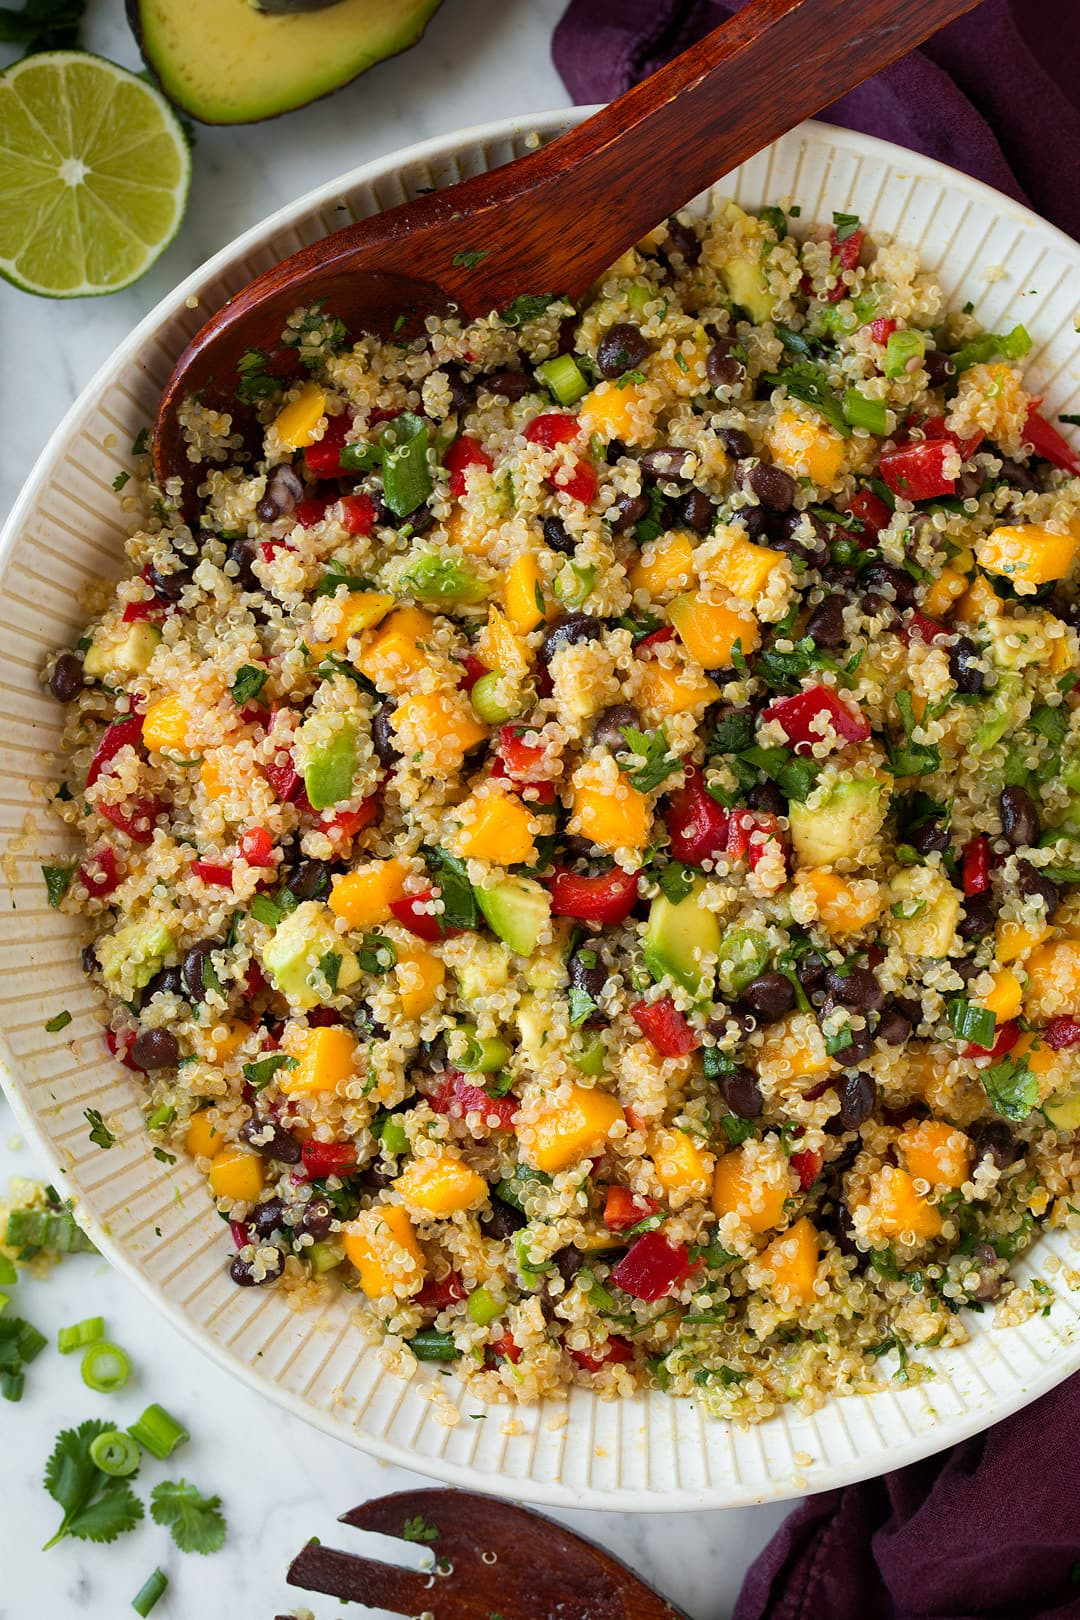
[
  {"left": 500, "top": 294, "right": 556, "bottom": 328},
  {"left": 617, "top": 724, "right": 679, "bottom": 793},
  {"left": 832, "top": 211, "right": 861, "bottom": 242},
  {"left": 401, "top": 1513, "right": 439, "bottom": 1543},
  {"left": 84, "top": 1109, "right": 115, "bottom": 1150},
  {"left": 423, "top": 847, "right": 478, "bottom": 931},
  {"left": 234, "top": 348, "right": 278, "bottom": 405},
  {"left": 451, "top": 250, "right": 488, "bottom": 268},
  {"left": 710, "top": 709, "right": 755, "bottom": 756},
  {"left": 568, "top": 983, "right": 599, "bottom": 1028},
  {"left": 241, "top": 1052, "right": 297, "bottom": 1090},
  {"left": 357, "top": 933, "right": 397, "bottom": 975},
  {"left": 658, "top": 861, "right": 696, "bottom": 903},
  {"left": 42, "top": 863, "right": 75, "bottom": 908},
  {"left": 760, "top": 362, "right": 849, "bottom": 437},
  {"left": 738, "top": 744, "right": 820, "bottom": 804},
  {"left": 981, "top": 1052, "right": 1039, "bottom": 1121},
  {"left": 150, "top": 1479, "right": 226, "bottom": 1556},
  {"left": 43, "top": 1420, "right": 144, "bottom": 1549},
  {"left": 230, "top": 665, "right": 268, "bottom": 706}
]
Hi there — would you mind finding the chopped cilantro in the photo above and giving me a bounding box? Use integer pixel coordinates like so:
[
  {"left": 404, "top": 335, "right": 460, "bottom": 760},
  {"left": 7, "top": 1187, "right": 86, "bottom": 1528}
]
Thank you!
[
  {"left": 230, "top": 665, "right": 268, "bottom": 706},
  {"left": 84, "top": 1109, "right": 115, "bottom": 1149},
  {"left": 617, "top": 724, "right": 680, "bottom": 793}
]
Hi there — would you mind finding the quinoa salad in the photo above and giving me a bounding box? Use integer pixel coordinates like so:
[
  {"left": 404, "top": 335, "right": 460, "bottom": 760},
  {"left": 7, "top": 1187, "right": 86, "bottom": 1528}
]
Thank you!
[{"left": 41, "top": 196, "right": 1080, "bottom": 1419}]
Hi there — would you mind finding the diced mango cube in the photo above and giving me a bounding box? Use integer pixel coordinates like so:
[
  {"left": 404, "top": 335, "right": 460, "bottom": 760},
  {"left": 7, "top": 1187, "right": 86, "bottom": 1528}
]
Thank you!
[
  {"left": 200, "top": 752, "right": 232, "bottom": 801},
  {"left": 977, "top": 967, "right": 1022, "bottom": 1022},
  {"left": 636, "top": 658, "right": 721, "bottom": 716},
  {"left": 311, "top": 591, "right": 395, "bottom": 657},
  {"left": 392, "top": 691, "right": 488, "bottom": 770},
  {"left": 208, "top": 1020, "right": 252, "bottom": 1061},
  {"left": 456, "top": 786, "right": 538, "bottom": 866},
  {"left": 523, "top": 1083, "right": 624, "bottom": 1173},
  {"left": 668, "top": 592, "right": 760, "bottom": 669},
  {"left": 395, "top": 945, "right": 445, "bottom": 1020},
  {"left": 755, "top": 1011, "right": 835, "bottom": 1082},
  {"left": 651, "top": 1127, "right": 714, "bottom": 1197},
  {"left": 343, "top": 1204, "right": 425, "bottom": 1299},
  {"left": 185, "top": 1110, "right": 222, "bottom": 1162},
  {"left": 863, "top": 1164, "right": 942, "bottom": 1240},
  {"left": 143, "top": 694, "right": 193, "bottom": 754},
  {"left": 396, "top": 1152, "right": 488, "bottom": 1215},
  {"left": 579, "top": 381, "right": 653, "bottom": 446},
  {"left": 760, "top": 1216, "right": 819, "bottom": 1308},
  {"left": 571, "top": 760, "right": 651, "bottom": 853},
  {"left": 504, "top": 551, "right": 553, "bottom": 635},
  {"left": 702, "top": 526, "right": 785, "bottom": 601},
  {"left": 712, "top": 1145, "right": 790, "bottom": 1233},
  {"left": 1012, "top": 1029, "right": 1061, "bottom": 1080},
  {"left": 897, "top": 1119, "right": 972, "bottom": 1189},
  {"left": 329, "top": 859, "right": 409, "bottom": 930},
  {"left": 976, "top": 524, "right": 1079, "bottom": 588},
  {"left": 796, "top": 869, "right": 881, "bottom": 937},
  {"left": 281, "top": 1025, "right": 360, "bottom": 1096},
  {"left": 356, "top": 606, "right": 438, "bottom": 693},
  {"left": 765, "top": 408, "right": 847, "bottom": 486},
  {"left": 208, "top": 1144, "right": 264, "bottom": 1203},
  {"left": 995, "top": 917, "right": 1052, "bottom": 964},
  {"left": 953, "top": 573, "right": 1004, "bottom": 624},
  {"left": 629, "top": 531, "right": 696, "bottom": 601},
  {"left": 274, "top": 382, "right": 326, "bottom": 452},
  {"left": 1024, "top": 939, "right": 1080, "bottom": 1021},
  {"left": 922, "top": 565, "right": 968, "bottom": 620}
]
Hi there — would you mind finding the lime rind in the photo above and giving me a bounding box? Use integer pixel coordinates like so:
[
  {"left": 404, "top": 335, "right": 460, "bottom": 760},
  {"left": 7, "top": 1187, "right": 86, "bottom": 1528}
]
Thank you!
[{"left": 0, "top": 50, "right": 191, "bottom": 299}]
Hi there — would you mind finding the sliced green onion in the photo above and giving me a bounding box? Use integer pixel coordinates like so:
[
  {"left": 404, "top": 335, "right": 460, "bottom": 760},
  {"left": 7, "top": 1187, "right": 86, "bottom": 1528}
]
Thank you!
[
  {"left": 535, "top": 353, "right": 588, "bottom": 406},
  {"left": 466, "top": 1286, "right": 502, "bottom": 1326},
  {"left": 127, "top": 1402, "right": 189, "bottom": 1460},
  {"left": 455, "top": 1028, "right": 512, "bottom": 1073},
  {"left": 408, "top": 1329, "right": 460, "bottom": 1362},
  {"left": 306, "top": 1241, "right": 345, "bottom": 1274},
  {"left": 553, "top": 560, "right": 595, "bottom": 609},
  {"left": 574, "top": 1034, "right": 607, "bottom": 1076},
  {"left": 949, "top": 997, "right": 996, "bottom": 1049},
  {"left": 376, "top": 1115, "right": 409, "bottom": 1156},
  {"left": 89, "top": 1428, "right": 141, "bottom": 1477},
  {"left": 58, "top": 1315, "right": 105, "bottom": 1355},
  {"left": 81, "top": 1340, "right": 131, "bottom": 1394},
  {"left": 147, "top": 1105, "right": 176, "bottom": 1132},
  {"left": 17, "top": 1321, "right": 47, "bottom": 1363},
  {"left": 951, "top": 322, "right": 1032, "bottom": 372},
  {"left": 380, "top": 412, "right": 432, "bottom": 518},
  {"left": 882, "top": 329, "right": 927, "bottom": 379},
  {"left": 842, "top": 389, "right": 888, "bottom": 435},
  {"left": 625, "top": 284, "right": 652, "bottom": 316},
  {"left": 132, "top": 1569, "right": 168, "bottom": 1617},
  {"left": 469, "top": 671, "right": 519, "bottom": 725},
  {"left": 4, "top": 1207, "right": 96, "bottom": 1254},
  {"left": 0, "top": 1255, "right": 15, "bottom": 1286},
  {"left": 1, "top": 1369, "right": 24, "bottom": 1402}
]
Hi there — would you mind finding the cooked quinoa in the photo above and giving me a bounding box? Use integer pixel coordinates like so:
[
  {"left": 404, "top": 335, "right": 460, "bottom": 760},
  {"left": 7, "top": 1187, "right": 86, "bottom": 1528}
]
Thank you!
[{"left": 41, "top": 196, "right": 1080, "bottom": 1420}]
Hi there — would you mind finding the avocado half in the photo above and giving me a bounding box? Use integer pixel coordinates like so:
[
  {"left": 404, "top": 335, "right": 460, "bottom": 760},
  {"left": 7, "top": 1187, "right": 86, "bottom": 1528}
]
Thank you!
[{"left": 128, "top": 0, "right": 446, "bottom": 124}]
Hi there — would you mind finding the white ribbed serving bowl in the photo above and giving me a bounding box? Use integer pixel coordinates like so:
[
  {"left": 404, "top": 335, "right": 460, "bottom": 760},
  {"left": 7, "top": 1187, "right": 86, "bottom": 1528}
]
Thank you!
[{"left": 4, "top": 112, "right": 1080, "bottom": 1511}]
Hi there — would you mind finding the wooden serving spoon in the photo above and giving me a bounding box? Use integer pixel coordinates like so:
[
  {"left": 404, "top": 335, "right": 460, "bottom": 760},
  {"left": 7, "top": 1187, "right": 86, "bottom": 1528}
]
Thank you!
[
  {"left": 280, "top": 1487, "right": 690, "bottom": 1618},
  {"left": 154, "top": 0, "right": 979, "bottom": 505}
]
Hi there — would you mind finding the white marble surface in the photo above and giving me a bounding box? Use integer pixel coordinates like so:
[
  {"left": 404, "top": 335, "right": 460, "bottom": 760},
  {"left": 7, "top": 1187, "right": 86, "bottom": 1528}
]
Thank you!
[{"left": 0, "top": 2, "right": 792, "bottom": 1614}]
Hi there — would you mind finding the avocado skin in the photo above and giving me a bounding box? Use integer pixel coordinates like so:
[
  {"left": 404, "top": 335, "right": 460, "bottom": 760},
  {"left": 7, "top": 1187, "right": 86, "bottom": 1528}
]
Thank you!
[{"left": 127, "top": 0, "right": 446, "bottom": 125}]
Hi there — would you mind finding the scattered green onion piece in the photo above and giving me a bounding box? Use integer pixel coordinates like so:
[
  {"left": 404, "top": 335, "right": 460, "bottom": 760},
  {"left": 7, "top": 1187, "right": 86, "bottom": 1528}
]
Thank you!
[
  {"left": 127, "top": 1403, "right": 189, "bottom": 1460},
  {"left": 81, "top": 1340, "right": 131, "bottom": 1394},
  {"left": 376, "top": 1115, "right": 409, "bottom": 1156},
  {"left": 58, "top": 1315, "right": 105, "bottom": 1354},
  {"left": 466, "top": 1286, "right": 502, "bottom": 1327},
  {"left": 0, "top": 1255, "right": 16, "bottom": 1286},
  {"left": 306, "top": 1241, "right": 345, "bottom": 1275},
  {"left": 456, "top": 1028, "right": 512, "bottom": 1074},
  {"left": 89, "top": 1428, "right": 141, "bottom": 1477},
  {"left": 380, "top": 412, "right": 432, "bottom": 518},
  {"left": 4, "top": 1207, "right": 96, "bottom": 1253},
  {"left": 882, "top": 330, "right": 927, "bottom": 379},
  {"left": 469, "top": 671, "right": 521, "bottom": 726},
  {"left": 132, "top": 1569, "right": 168, "bottom": 1617},
  {"left": 574, "top": 1034, "right": 607, "bottom": 1076},
  {"left": 147, "top": 1105, "right": 176, "bottom": 1132},
  {"left": 17, "top": 1320, "right": 46, "bottom": 1362},
  {"left": 534, "top": 353, "right": 588, "bottom": 406},
  {"left": 2, "top": 1369, "right": 24, "bottom": 1402},
  {"left": 951, "top": 322, "right": 1032, "bottom": 372},
  {"left": 842, "top": 389, "right": 888, "bottom": 435},
  {"left": 408, "top": 1329, "right": 460, "bottom": 1362},
  {"left": 553, "top": 560, "right": 595, "bottom": 609},
  {"left": 625, "top": 284, "right": 652, "bottom": 315}
]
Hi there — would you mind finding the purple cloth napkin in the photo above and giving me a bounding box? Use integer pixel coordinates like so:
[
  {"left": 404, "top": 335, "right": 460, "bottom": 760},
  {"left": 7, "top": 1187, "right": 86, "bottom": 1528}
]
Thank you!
[{"left": 552, "top": 0, "right": 1080, "bottom": 242}]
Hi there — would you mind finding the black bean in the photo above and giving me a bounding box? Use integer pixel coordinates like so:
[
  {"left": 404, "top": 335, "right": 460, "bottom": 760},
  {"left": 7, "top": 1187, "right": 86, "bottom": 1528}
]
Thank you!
[
  {"left": 130, "top": 1027, "right": 179, "bottom": 1071},
  {"left": 909, "top": 815, "right": 951, "bottom": 856},
  {"left": 230, "top": 1248, "right": 283, "bottom": 1287},
  {"left": 639, "top": 446, "right": 692, "bottom": 481},
  {"left": 664, "top": 215, "right": 701, "bottom": 266},
  {"left": 481, "top": 1197, "right": 526, "bottom": 1239},
  {"left": 748, "top": 780, "right": 786, "bottom": 816},
  {"left": 740, "top": 972, "right": 795, "bottom": 1023},
  {"left": 996, "top": 457, "right": 1042, "bottom": 494},
  {"left": 863, "top": 564, "right": 917, "bottom": 609},
  {"left": 181, "top": 939, "right": 223, "bottom": 1003},
  {"left": 609, "top": 491, "right": 648, "bottom": 533},
  {"left": 226, "top": 538, "right": 258, "bottom": 593},
  {"left": 441, "top": 362, "right": 474, "bottom": 414},
  {"left": 706, "top": 337, "right": 745, "bottom": 390},
  {"left": 360, "top": 1161, "right": 395, "bottom": 1192},
  {"left": 958, "top": 891, "right": 995, "bottom": 940},
  {"left": 297, "top": 1197, "right": 335, "bottom": 1240},
  {"left": 999, "top": 786, "right": 1040, "bottom": 848},
  {"left": 539, "top": 614, "right": 602, "bottom": 665},
  {"left": 973, "top": 1267, "right": 1002, "bottom": 1303},
  {"left": 146, "top": 552, "right": 193, "bottom": 602},
  {"left": 971, "top": 1120, "right": 1018, "bottom": 1171},
  {"left": 717, "top": 427, "right": 753, "bottom": 460},
  {"left": 821, "top": 1197, "right": 863, "bottom": 1264},
  {"left": 719, "top": 1066, "right": 763, "bottom": 1118},
  {"left": 877, "top": 1005, "right": 913, "bottom": 1046},
  {"left": 676, "top": 489, "right": 714, "bottom": 534},
  {"left": 239, "top": 1116, "right": 302, "bottom": 1165},
  {"left": 542, "top": 515, "right": 576, "bottom": 555},
  {"left": 821, "top": 563, "right": 859, "bottom": 593},
  {"left": 141, "top": 966, "right": 184, "bottom": 1005},
  {"left": 49, "top": 651, "right": 85, "bottom": 702},
  {"left": 824, "top": 967, "right": 884, "bottom": 1013},
  {"left": 709, "top": 1008, "right": 754, "bottom": 1041},
  {"left": 286, "top": 859, "right": 332, "bottom": 903},
  {"left": 955, "top": 467, "right": 984, "bottom": 502},
  {"left": 923, "top": 349, "right": 956, "bottom": 388},
  {"left": 805, "top": 595, "right": 846, "bottom": 649},
  {"left": 949, "top": 635, "right": 985, "bottom": 694},
  {"left": 1015, "top": 857, "right": 1058, "bottom": 913},
  {"left": 606, "top": 438, "right": 630, "bottom": 465},
  {"left": 484, "top": 367, "right": 531, "bottom": 401},
  {"left": 797, "top": 951, "right": 829, "bottom": 991},
  {"left": 833, "top": 1071, "right": 877, "bottom": 1131},
  {"left": 354, "top": 1004, "right": 389, "bottom": 1042},
  {"left": 553, "top": 1246, "right": 586, "bottom": 1288},
  {"left": 597, "top": 323, "right": 652, "bottom": 379},
  {"left": 400, "top": 504, "right": 434, "bottom": 535},
  {"left": 568, "top": 949, "right": 608, "bottom": 1026},
  {"left": 771, "top": 509, "right": 829, "bottom": 561},
  {"left": 840, "top": 1027, "right": 874, "bottom": 1066},
  {"left": 860, "top": 590, "right": 899, "bottom": 626},
  {"left": 738, "top": 505, "right": 771, "bottom": 541},
  {"left": 592, "top": 703, "right": 640, "bottom": 752},
  {"left": 950, "top": 955, "right": 982, "bottom": 984},
  {"left": 744, "top": 461, "right": 796, "bottom": 512},
  {"left": 250, "top": 1195, "right": 286, "bottom": 1239},
  {"left": 81, "top": 944, "right": 98, "bottom": 977},
  {"left": 371, "top": 703, "right": 399, "bottom": 767},
  {"left": 256, "top": 463, "right": 303, "bottom": 523}
]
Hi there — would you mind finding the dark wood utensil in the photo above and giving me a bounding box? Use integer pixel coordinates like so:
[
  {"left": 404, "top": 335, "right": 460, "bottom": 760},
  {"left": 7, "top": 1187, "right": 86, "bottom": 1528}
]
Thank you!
[
  {"left": 280, "top": 1487, "right": 689, "bottom": 1618},
  {"left": 154, "top": 0, "right": 978, "bottom": 508}
]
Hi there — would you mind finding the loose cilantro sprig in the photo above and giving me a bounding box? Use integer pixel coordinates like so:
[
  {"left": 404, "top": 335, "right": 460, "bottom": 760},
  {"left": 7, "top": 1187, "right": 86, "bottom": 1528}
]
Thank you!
[
  {"left": 617, "top": 724, "right": 680, "bottom": 793},
  {"left": 981, "top": 1051, "right": 1039, "bottom": 1121},
  {"left": 150, "top": 1480, "right": 226, "bottom": 1556},
  {"left": 43, "top": 1420, "right": 144, "bottom": 1549},
  {"left": 0, "top": 0, "right": 85, "bottom": 54}
]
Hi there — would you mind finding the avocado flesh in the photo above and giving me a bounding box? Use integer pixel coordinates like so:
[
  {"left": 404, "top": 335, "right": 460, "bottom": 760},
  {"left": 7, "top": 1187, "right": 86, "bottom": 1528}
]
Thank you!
[
  {"left": 643, "top": 881, "right": 721, "bottom": 1005},
  {"left": 130, "top": 0, "right": 445, "bottom": 124},
  {"left": 788, "top": 778, "right": 887, "bottom": 867}
]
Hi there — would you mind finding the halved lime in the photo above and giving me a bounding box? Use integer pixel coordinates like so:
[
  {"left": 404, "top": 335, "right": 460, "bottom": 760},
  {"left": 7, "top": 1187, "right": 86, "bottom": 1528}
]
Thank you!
[{"left": 0, "top": 50, "right": 191, "bottom": 298}]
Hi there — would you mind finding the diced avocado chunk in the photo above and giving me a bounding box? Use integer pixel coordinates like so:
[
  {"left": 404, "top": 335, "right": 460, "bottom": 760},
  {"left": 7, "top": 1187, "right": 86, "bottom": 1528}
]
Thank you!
[
  {"left": 886, "top": 868, "right": 961, "bottom": 957},
  {"left": 398, "top": 549, "right": 490, "bottom": 605},
  {"left": 454, "top": 937, "right": 511, "bottom": 1003},
  {"left": 97, "top": 917, "right": 175, "bottom": 992},
  {"left": 476, "top": 874, "right": 551, "bottom": 957},
  {"left": 83, "top": 620, "right": 161, "bottom": 679},
  {"left": 1044, "top": 1085, "right": 1080, "bottom": 1131},
  {"left": 986, "top": 618, "right": 1048, "bottom": 673},
  {"left": 971, "top": 673, "right": 1023, "bottom": 755},
  {"left": 302, "top": 722, "right": 358, "bottom": 811},
  {"left": 522, "top": 925, "right": 571, "bottom": 994},
  {"left": 715, "top": 927, "right": 770, "bottom": 1000},
  {"left": 516, "top": 992, "right": 553, "bottom": 1065},
  {"left": 789, "top": 777, "right": 888, "bottom": 867},
  {"left": 259, "top": 900, "right": 360, "bottom": 1010},
  {"left": 716, "top": 203, "right": 775, "bottom": 324},
  {"left": 643, "top": 880, "right": 721, "bottom": 1004}
]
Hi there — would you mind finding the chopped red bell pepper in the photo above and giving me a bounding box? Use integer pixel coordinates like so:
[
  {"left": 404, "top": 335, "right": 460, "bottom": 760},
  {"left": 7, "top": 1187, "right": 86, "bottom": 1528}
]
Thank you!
[
  {"left": 603, "top": 1185, "right": 659, "bottom": 1232},
  {"left": 630, "top": 997, "right": 700, "bottom": 1057},
  {"left": 623, "top": 1104, "right": 649, "bottom": 1133},
  {"left": 444, "top": 434, "right": 494, "bottom": 497},
  {"left": 239, "top": 827, "right": 275, "bottom": 867},
  {"left": 744, "top": 811, "right": 785, "bottom": 877},
  {"left": 568, "top": 1336, "right": 634, "bottom": 1372},
  {"left": 104, "top": 1028, "right": 140, "bottom": 1070},
  {"left": 339, "top": 493, "right": 377, "bottom": 536},
  {"left": 87, "top": 713, "right": 143, "bottom": 788},
  {"left": 720, "top": 808, "right": 785, "bottom": 875},
  {"left": 879, "top": 438, "right": 958, "bottom": 502},
  {"left": 843, "top": 488, "right": 891, "bottom": 538},
  {"left": 432, "top": 1069, "right": 517, "bottom": 1130},
  {"left": 191, "top": 859, "right": 233, "bottom": 887},
  {"left": 305, "top": 413, "right": 351, "bottom": 478},
  {"left": 317, "top": 798, "right": 379, "bottom": 841},
  {"left": 488, "top": 1332, "right": 522, "bottom": 1365},
  {"left": 610, "top": 1232, "right": 693, "bottom": 1301},
  {"left": 78, "top": 844, "right": 120, "bottom": 897},
  {"left": 965, "top": 1018, "right": 1019, "bottom": 1059},
  {"left": 121, "top": 593, "right": 166, "bottom": 624},
  {"left": 523, "top": 412, "right": 579, "bottom": 449},
  {"left": 306, "top": 1007, "right": 343, "bottom": 1027},
  {"left": 390, "top": 888, "right": 464, "bottom": 942},
  {"left": 763, "top": 684, "right": 870, "bottom": 752},
  {"left": 1023, "top": 406, "right": 1080, "bottom": 477},
  {"left": 300, "top": 1139, "right": 357, "bottom": 1179},
  {"left": 1044, "top": 1016, "right": 1080, "bottom": 1051},
  {"left": 825, "top": 225, "right": 864, "bottom": 302},
  {"left": 666, "top": 763, "right": 730, "bottom": 864},
  {"left": 457, "top": 652, "right": 489, "bottom": 693},
  {"left": 962, "top": 835, "right": 991, "bottom": 896},
  {"left": 229, "top": 1219, "right": 251, "bottom": 1250},
  {"left": 415, "top": 1271, "right": 467, "bottom": 1310},
  {"left": 260, "top": 539, "right": 287, "bottom": 563},
  {"left": 868, "top": 317, "right": 897, "bottom": 346},
  {"left": 490, "top": 756, "right": 557, "bottom": 804},
  {"left": 368, "top": 407, "right": 401, "bottom": 427},
  {"left": 294, "top": 496, "right": 332, "bottom": 529},
  {"left": 790, "top": 1148, "right": 823, "bottom": 1192},
  {"left": 243, "top": 960, "right": 266, "bottom": 998},
  {"left": 635, "top": 626, "right": 676, "bottom": 653},
  {"left": 497, "top": 725, "right": 544, "bottom": 778},
  {"left": 553, "top": 457, "right": 598, "bottom": 504},
  {"left": 100, "top": 797, "right": 161, "bottom": 844},
  {"left": 264, "top": 756, "right": 302, "bottom": 803},
  {"left": 899, "top": 611, "right": 949, "bottom": 647},
  {"left": 549, "top": 865, "right": 640, "bottom": 925}
]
